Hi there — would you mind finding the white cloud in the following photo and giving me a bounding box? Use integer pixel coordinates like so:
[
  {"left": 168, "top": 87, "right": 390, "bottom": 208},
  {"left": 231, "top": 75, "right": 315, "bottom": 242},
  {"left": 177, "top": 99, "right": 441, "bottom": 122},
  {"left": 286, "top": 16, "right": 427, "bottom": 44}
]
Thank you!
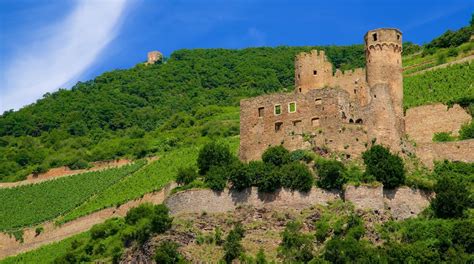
[{"left": 1, "top": 0, "right": 130, "bottom": 112}]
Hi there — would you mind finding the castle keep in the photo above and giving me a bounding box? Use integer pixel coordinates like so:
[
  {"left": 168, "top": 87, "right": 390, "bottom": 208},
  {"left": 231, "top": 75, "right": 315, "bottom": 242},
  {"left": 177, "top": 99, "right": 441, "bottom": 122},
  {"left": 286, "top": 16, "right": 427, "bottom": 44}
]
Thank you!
[{"left": 239, "top": 28, "right": 473, "bottom": 165}]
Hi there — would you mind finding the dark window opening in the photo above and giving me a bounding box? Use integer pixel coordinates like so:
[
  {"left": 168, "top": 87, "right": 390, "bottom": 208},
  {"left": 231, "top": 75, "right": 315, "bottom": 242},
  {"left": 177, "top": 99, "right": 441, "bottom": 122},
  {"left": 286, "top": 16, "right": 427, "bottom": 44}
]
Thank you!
[
  {"left": 315, "top": 98, "right": 322, "bottom": 105},
  {"left": 297, "top": 74, "right": 300, "bottom": 79},
  {"left": 313, "top": 70, "right": 317, "bottom": 75},
  {"left": 299, "top": 88, "right": 302, "bottom": 92},
  {"left": 354, "top": 89, "right": 357, "bottom": 94},
  {"left": 258, "top": 107, "right": 264, "bottom": 117},
  {"left": 275, "top": 122, "right": 283, "bottom": 132},
  {"left": 397, "top": 34, "right": 400, "bottom": 40},
  {"left": 311, "top": 117, "right": 320, "bottom": 127},
  {"left": 341, "top": 111, "right": 346, "bottom": 120},
  {"left": 374, "top": 94, "right": 377, "bottom": 98},
  {"left": 349, "top": 119, "right": 354, "bottom": 123},
  {"left": 372, "top": 33, "right": 377, "bottom": 41},
  {"left": 356, "top": 119, "right": 363, "bottom": 124},
  {"left": 274, "top": 105, "right": 281, "bottom": 115},
  {"left": 292, "top": 120, "right": 302, "bottom": 127}
]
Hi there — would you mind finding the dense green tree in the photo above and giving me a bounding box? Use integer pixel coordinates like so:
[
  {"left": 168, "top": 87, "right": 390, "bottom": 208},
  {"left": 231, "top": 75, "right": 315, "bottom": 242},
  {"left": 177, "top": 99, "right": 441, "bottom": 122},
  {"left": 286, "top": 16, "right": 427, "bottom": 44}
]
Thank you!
[
  {"left": 280, "top": 162, "right": 314, "bottom": 192},
  {"left": 261, "top": 145, "right": 290, "bottom": 166},
  {"left": 176, "top": 166, "right": 198, "bottom": 186},
  {"left": 154, "top": 241, "right": 188, "bottom": 264},
  {"left": 197, "top": 142, "right": 234, "bottom": 175},
  {"left": 362, "top": 145, "right": 405, "bottom": 188},
  {"left": 315, "top": 159, "right": 347, "bottom": 190},
  {"left": 431, "top": 173, "right": 471, "bottom": 218},
  {"left": 223, "top": 223, "right": 245, "bottom": 263}
]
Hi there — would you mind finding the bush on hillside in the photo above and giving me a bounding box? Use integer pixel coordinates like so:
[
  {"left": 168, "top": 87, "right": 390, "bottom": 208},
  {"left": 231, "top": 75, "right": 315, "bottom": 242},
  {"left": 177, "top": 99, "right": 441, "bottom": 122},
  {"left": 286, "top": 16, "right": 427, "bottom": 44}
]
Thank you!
[
  {"left": 278, "top": 221, "right": 314, "bottom": 262},
  {"left": 154, "top": 240, "right": 187, "bottom": 264},
  {"left": 432, "top": 132, "right": 456, "bottom": 142},
  {"left": 197, "top": 142, "right": 234, "bottom": 175},
  {"left": 262, "top": 145, "right": 290, "bottom": 166},
  {"left": 223, "top": 223, "right": 245, "bottom": 263},
  {"left": 459, "top": 121, "right": 474, "bottom": 140},
  {"left": 228, "top": 162, "right": 253, "bottom": 191},
  {"left": 204, "top": 166, "right": 228, "bottom": 191},
  {"left": 362, "top": 145, "right": 405, "bottom": 188},
  {"left": 176, "top": 166, "right": 198, "bottom": 186},
  {"left": 315, "top": 159, "right": 347, "bottom": 190},
  {"left": 256, "top": 166, "right": 282, "bottom": 193},
  {"left": 431, "top": 173, "right": 471, "bottom": 218},
  {"left": 280, "top": 162, "right": 314, "bottom": 192}
]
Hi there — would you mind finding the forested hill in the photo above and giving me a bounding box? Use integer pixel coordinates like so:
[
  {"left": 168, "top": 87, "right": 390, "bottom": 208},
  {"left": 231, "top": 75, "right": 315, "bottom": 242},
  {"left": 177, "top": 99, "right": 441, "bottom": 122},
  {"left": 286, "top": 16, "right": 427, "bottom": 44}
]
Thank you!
[
  {"left": 0, "top": 46, "right": 365, "bottom": 137},
  {"left": 0, "top": 45, "right": 365, "bottom": 181}
]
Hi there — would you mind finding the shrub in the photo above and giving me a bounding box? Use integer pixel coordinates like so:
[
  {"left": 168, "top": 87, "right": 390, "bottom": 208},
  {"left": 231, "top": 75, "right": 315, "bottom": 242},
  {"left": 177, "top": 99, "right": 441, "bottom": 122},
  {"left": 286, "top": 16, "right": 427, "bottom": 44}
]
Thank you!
[
  {"left": 176, "top": 166, "right": 198, "bottom": 186},
  {"left": 262, "top": 145, "right": 290, "bottom": 166},
  {"left": 154, "top": 240, "right": 187, "bottom": 264},
  {"left": 228, "top": 162, "right": 253, "bottom": 191},
  {"left": 278, "top": 221, "right": 314, "bottom": 262},
  {"left": 246, "top": 160, "right": 269, "bottom": 185},
  {"left": 362, "top": 145, "right": 405, "bottom": 188},
  {"left": 280, "top": 162, "right": 314, "bottom": 192},
  {"left": 125, "top": 203, "right": 154, "bottom": 225},
  {"left": 197, "top": 142, "right": 234, "bottom": 175},
  {"left": 256, "top": 166, "right": 282, "bottom": 193},
  {"left": 204, "top": 166, "right": 227, "bottom": 191},
  {"left": 432, "top": 132, "right": 456, "bottom": 142},
  {"left": 289, "top": 150, "right": 314, "bottom": 163},
  {"left": 315, "top": 159, "right": 347, "bottom": 190},
  {"left": 35, "top": 226, "right": 44, "bottom": 236},
  {"left": 431, "top": 173, "right": 471, "bottom": 218},
  {"left": 67, "top": 159, "right": 90, "bottom": 170},
  {"left": 223, "top": 223, "right": 245, "bottom": 263},
  {"left": 323, "top": 238, "right": 383, "bottom": 263},
  {"left": 459, "top": 121, "right": 474, "bottom": 140}
]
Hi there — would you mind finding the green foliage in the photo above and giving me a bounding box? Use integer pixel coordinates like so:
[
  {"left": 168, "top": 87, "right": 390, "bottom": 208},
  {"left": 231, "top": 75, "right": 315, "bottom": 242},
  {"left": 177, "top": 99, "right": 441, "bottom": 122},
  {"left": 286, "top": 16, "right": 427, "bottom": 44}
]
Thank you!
[
  {"left": 431, "top": 173, "right": 471, "bottom": 218},
  {"left": 262, "top": 145, "right": 290, "bottom": 166},
  {"left": 204, "top": 166, "right": 228, "bottom": 191},
  {"left": 323, "top": 238, "right": 383, "bottom": 263},
  {"left": 459, "top": 121, "right": 474, "bottom": 140},
  {"left": 315, "top": 159, "right": 347, "bottom": 190},
  {"left": 362, "top": 145, "right": 405, "bottom": 188},
  {"left": 223, "top": 223, "right": 245, "bottom": 263},
  {"left": 425, "top": 23, "right": 473, "bottom": 49},
  {"left": 402, "top": 42, "right": 421, "bottom": 55},
  {"left": 176, "top": 166, "right": 198, "bottom": 186},
  {"left": 0, "top": 161, "right": 145, "bottom": 231},
  {"left": 154, "top": 241, "right": 187, "bottom": 264},
  {"left": 404, "top": 62, "right": 474, "bottom": 109},
  {"left": 256, "top": 165, "right": 282, "bottom": 193},
  {"left": 0, "top": 45, "right": 364, "bottom": 181},
  {"left": 35, "top": 226, "right": 44, "bottom": 237},
  {"left": 227, "top": 162, "right": 254, "bottom": 191},
  {"left": 278, "top": 221, "right": 314, "bottom": 262},
  {"left": 432, "top": 131, "right": 456, "bottom": 142},
  {"left": 197, "top": 142, "right": 234, "bottom": 175},
  {"left": 280, "top": 162, "right": 314, "bottom": 192}
]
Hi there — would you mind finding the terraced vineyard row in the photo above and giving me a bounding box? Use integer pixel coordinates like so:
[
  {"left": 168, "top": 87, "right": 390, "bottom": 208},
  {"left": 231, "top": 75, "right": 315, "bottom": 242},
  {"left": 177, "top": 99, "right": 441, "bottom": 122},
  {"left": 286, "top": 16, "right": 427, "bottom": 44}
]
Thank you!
[
  {"left": 58, "top": 137, "right": 240, "bottom": 223},
  {"left": 0, "top": 161, "right": 146, "bottom": 231},
  {"left": 404, "top": 62, "right": 473, "bottom": 109}
]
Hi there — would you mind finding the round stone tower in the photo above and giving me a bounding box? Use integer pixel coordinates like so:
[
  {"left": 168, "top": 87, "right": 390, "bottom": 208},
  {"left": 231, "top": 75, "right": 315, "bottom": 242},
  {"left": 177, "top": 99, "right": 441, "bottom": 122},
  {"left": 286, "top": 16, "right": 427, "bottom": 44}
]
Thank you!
[{"left": 365, "top": 28, "right": 403, "bottom": 124}]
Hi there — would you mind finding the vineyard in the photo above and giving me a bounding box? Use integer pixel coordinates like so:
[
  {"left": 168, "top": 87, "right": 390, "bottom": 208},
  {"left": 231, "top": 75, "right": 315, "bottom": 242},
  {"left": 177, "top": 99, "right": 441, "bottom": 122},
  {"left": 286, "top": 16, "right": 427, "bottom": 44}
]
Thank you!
[
  {"left": 404, "top": 62, "right": 474, "bottom": 109},
  {"left": 0, "top": 161, "right": 146, "bottom": 231}
]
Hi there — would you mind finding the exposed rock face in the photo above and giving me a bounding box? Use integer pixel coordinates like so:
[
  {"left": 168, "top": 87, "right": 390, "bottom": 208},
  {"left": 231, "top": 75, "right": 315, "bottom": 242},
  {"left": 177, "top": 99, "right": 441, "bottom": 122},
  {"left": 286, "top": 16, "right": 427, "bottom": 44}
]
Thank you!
[
  {"left": 344, "top": 185, "right": 384, "bottom": 211},
  {"left": 384, "top": 187, "right": 432, "bottom": 220}
]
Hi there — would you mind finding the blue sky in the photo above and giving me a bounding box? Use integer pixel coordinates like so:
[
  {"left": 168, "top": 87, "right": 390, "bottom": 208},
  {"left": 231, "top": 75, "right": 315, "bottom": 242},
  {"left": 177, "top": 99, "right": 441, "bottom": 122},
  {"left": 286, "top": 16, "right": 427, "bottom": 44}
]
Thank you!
[{"left": 0, "top": 0, "right": 473, "bottom": 111}]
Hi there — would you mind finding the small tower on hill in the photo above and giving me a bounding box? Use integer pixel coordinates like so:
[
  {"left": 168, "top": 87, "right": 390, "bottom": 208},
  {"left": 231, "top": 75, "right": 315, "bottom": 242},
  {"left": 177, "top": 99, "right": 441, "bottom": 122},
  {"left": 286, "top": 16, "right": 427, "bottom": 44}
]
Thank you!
[
  {"left": 294, "top": 50, "right": 333, "bottom": 93},
  {"left": 146, "top": 51, "right": 163, "bottom": 65}
]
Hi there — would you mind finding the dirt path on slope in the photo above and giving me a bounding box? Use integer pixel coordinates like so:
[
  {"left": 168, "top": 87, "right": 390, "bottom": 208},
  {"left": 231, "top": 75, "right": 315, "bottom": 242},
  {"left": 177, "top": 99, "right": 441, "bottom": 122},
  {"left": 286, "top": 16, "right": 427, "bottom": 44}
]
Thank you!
[
  {"left": 405, "top": 54, "right": 473, "bottom": 76},
  {"left": 0, "top": 157, "right": 158, "bottom": 189},
  {"left": 0, "top": 182, "right": 176, "bottom": 260}
]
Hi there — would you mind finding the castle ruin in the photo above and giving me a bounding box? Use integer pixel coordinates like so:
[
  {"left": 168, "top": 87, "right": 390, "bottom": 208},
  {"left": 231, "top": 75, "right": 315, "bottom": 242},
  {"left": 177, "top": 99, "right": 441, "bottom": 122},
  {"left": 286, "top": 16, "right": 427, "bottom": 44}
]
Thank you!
[
  {"left": 146, "top": 51, "right": 163, "bottom": 65},
  {"left": 239, "top": 28, "right": 474, "bottom": 166}
]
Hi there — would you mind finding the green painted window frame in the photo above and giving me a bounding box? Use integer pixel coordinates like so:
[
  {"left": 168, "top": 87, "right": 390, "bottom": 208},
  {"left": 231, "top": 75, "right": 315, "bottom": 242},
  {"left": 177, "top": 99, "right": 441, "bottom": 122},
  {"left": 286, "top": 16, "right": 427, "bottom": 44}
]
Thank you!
[
  {"left": 274, "top": 104, "right": 281, "bottom": 115},
  {"left": 288, "top": 102, "right": 296, "bottom": 113}
]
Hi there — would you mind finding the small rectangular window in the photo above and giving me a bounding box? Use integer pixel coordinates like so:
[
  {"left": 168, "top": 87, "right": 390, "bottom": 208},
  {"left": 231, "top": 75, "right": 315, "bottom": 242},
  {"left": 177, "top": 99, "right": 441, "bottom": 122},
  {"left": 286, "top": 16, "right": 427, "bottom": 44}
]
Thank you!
[
  {"left": 313, "top": 70, "right": 317, "bottom": 75},
  {"left": 274, "top": 105, "right": 281, "bottom": 115},
  {"left": 292, "top": 120, "right": 301, "bottom": 127},
  {"left": 372, "top": 33, "right": 377, "bottom": 41},
  {"left": 258, "top": 107, "right": 264, "bottom": 117},
  {"left": 275, "top": 122, "right": 283, "bottom": 132},
  {"left": 397, "top": 34, "right": 400, "bottom": 40},
  {"left": 288, "top": 102, "right": 296, "bottom": 113},
  {"left": 311, "top": 117, "right": 320, "bottom": 127},
  {"left": 315, "top": 98, "right": 322, "bottom": 105}
]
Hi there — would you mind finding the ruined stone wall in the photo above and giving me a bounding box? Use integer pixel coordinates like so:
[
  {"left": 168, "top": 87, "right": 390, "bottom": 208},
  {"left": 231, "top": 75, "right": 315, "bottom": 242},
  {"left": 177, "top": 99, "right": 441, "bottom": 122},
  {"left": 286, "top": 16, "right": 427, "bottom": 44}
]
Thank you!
[
  {"left": 415, "top": 139, "right": 474, "bottom": 168},
  {"left": 165, "top": 185, "right": 431, "bottom": 220},
  {"left": 406, "top": 103, "right": 472, "bottom": 143},
  {"left": 239, "top": 88, "right": 369, "bottom": 161},
  {"left": 146, "top": 51, "right": 162, "bottom": 64}
]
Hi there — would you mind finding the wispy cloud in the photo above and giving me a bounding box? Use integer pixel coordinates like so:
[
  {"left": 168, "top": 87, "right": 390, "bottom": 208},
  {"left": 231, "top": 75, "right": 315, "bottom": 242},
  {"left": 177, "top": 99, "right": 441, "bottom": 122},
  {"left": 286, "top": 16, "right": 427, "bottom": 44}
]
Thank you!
[{"left": 1, "top": 0, "right": 130, "bottom": 112}]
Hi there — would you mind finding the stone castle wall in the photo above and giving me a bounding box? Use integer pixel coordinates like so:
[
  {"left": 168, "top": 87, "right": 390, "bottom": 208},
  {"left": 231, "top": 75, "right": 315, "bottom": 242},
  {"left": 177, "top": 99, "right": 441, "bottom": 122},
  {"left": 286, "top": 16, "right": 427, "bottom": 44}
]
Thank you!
[
  {"left": 415, "top": 139, "right": 474, "bottom": 168},
  {"left": 239, "top": 88, "right": 369, "bottom": 161},
  {"left": 406, "top": 103, "right": 472, "bottom": 143},
  {"left": 164, "top": 185, "right": 431, "bottom": 220}
]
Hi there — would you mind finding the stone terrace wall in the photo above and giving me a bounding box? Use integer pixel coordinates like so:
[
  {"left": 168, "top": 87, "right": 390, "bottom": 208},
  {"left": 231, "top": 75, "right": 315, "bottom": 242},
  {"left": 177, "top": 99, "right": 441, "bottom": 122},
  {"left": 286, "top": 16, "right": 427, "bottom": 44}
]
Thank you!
[
  {"left": 165, "top": 185, "right": 432, "bottom": 220},
  {"left": 406, "top": 103, "right": 471, "bottom": 143},
  {"left": 415, "top": 139, "right": 474, "bottom": 168}
]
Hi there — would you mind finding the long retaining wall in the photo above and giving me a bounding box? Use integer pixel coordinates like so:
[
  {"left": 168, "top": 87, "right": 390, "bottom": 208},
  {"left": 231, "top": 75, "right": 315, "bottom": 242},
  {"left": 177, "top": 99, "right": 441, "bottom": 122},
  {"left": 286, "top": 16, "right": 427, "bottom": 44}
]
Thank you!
[{"left": 165, "top": 185, "right": 432, "bottom": 220}]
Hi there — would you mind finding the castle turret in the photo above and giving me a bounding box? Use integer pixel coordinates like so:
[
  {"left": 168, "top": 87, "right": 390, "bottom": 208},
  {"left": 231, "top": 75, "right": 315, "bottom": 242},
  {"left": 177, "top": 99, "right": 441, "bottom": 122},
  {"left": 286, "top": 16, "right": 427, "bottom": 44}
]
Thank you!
[
  {"left": 295, "top": 50, "right": 333, "bottom": 93},
  {"left": 364, "top": 28, "right": 404, "bottom": 150},
  {"left": 146, "top": 51, "right": 163, "bottom": 65}
]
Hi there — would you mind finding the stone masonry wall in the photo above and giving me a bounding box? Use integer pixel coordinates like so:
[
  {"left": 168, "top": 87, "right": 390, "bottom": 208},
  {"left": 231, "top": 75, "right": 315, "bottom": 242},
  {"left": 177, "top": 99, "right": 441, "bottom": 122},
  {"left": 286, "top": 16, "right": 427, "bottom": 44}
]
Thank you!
[
  {"left": 406, "top": 103, "right": 472, "bottom": 143},
  {"left": 165, "top": 185, "right": 431, "bottom": 220},
  {"left": 239, "top": 88, "right": 369, "bottom": 161},
  {"left": 415, "top": 139, "right": 474, "bottom": 168}
]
